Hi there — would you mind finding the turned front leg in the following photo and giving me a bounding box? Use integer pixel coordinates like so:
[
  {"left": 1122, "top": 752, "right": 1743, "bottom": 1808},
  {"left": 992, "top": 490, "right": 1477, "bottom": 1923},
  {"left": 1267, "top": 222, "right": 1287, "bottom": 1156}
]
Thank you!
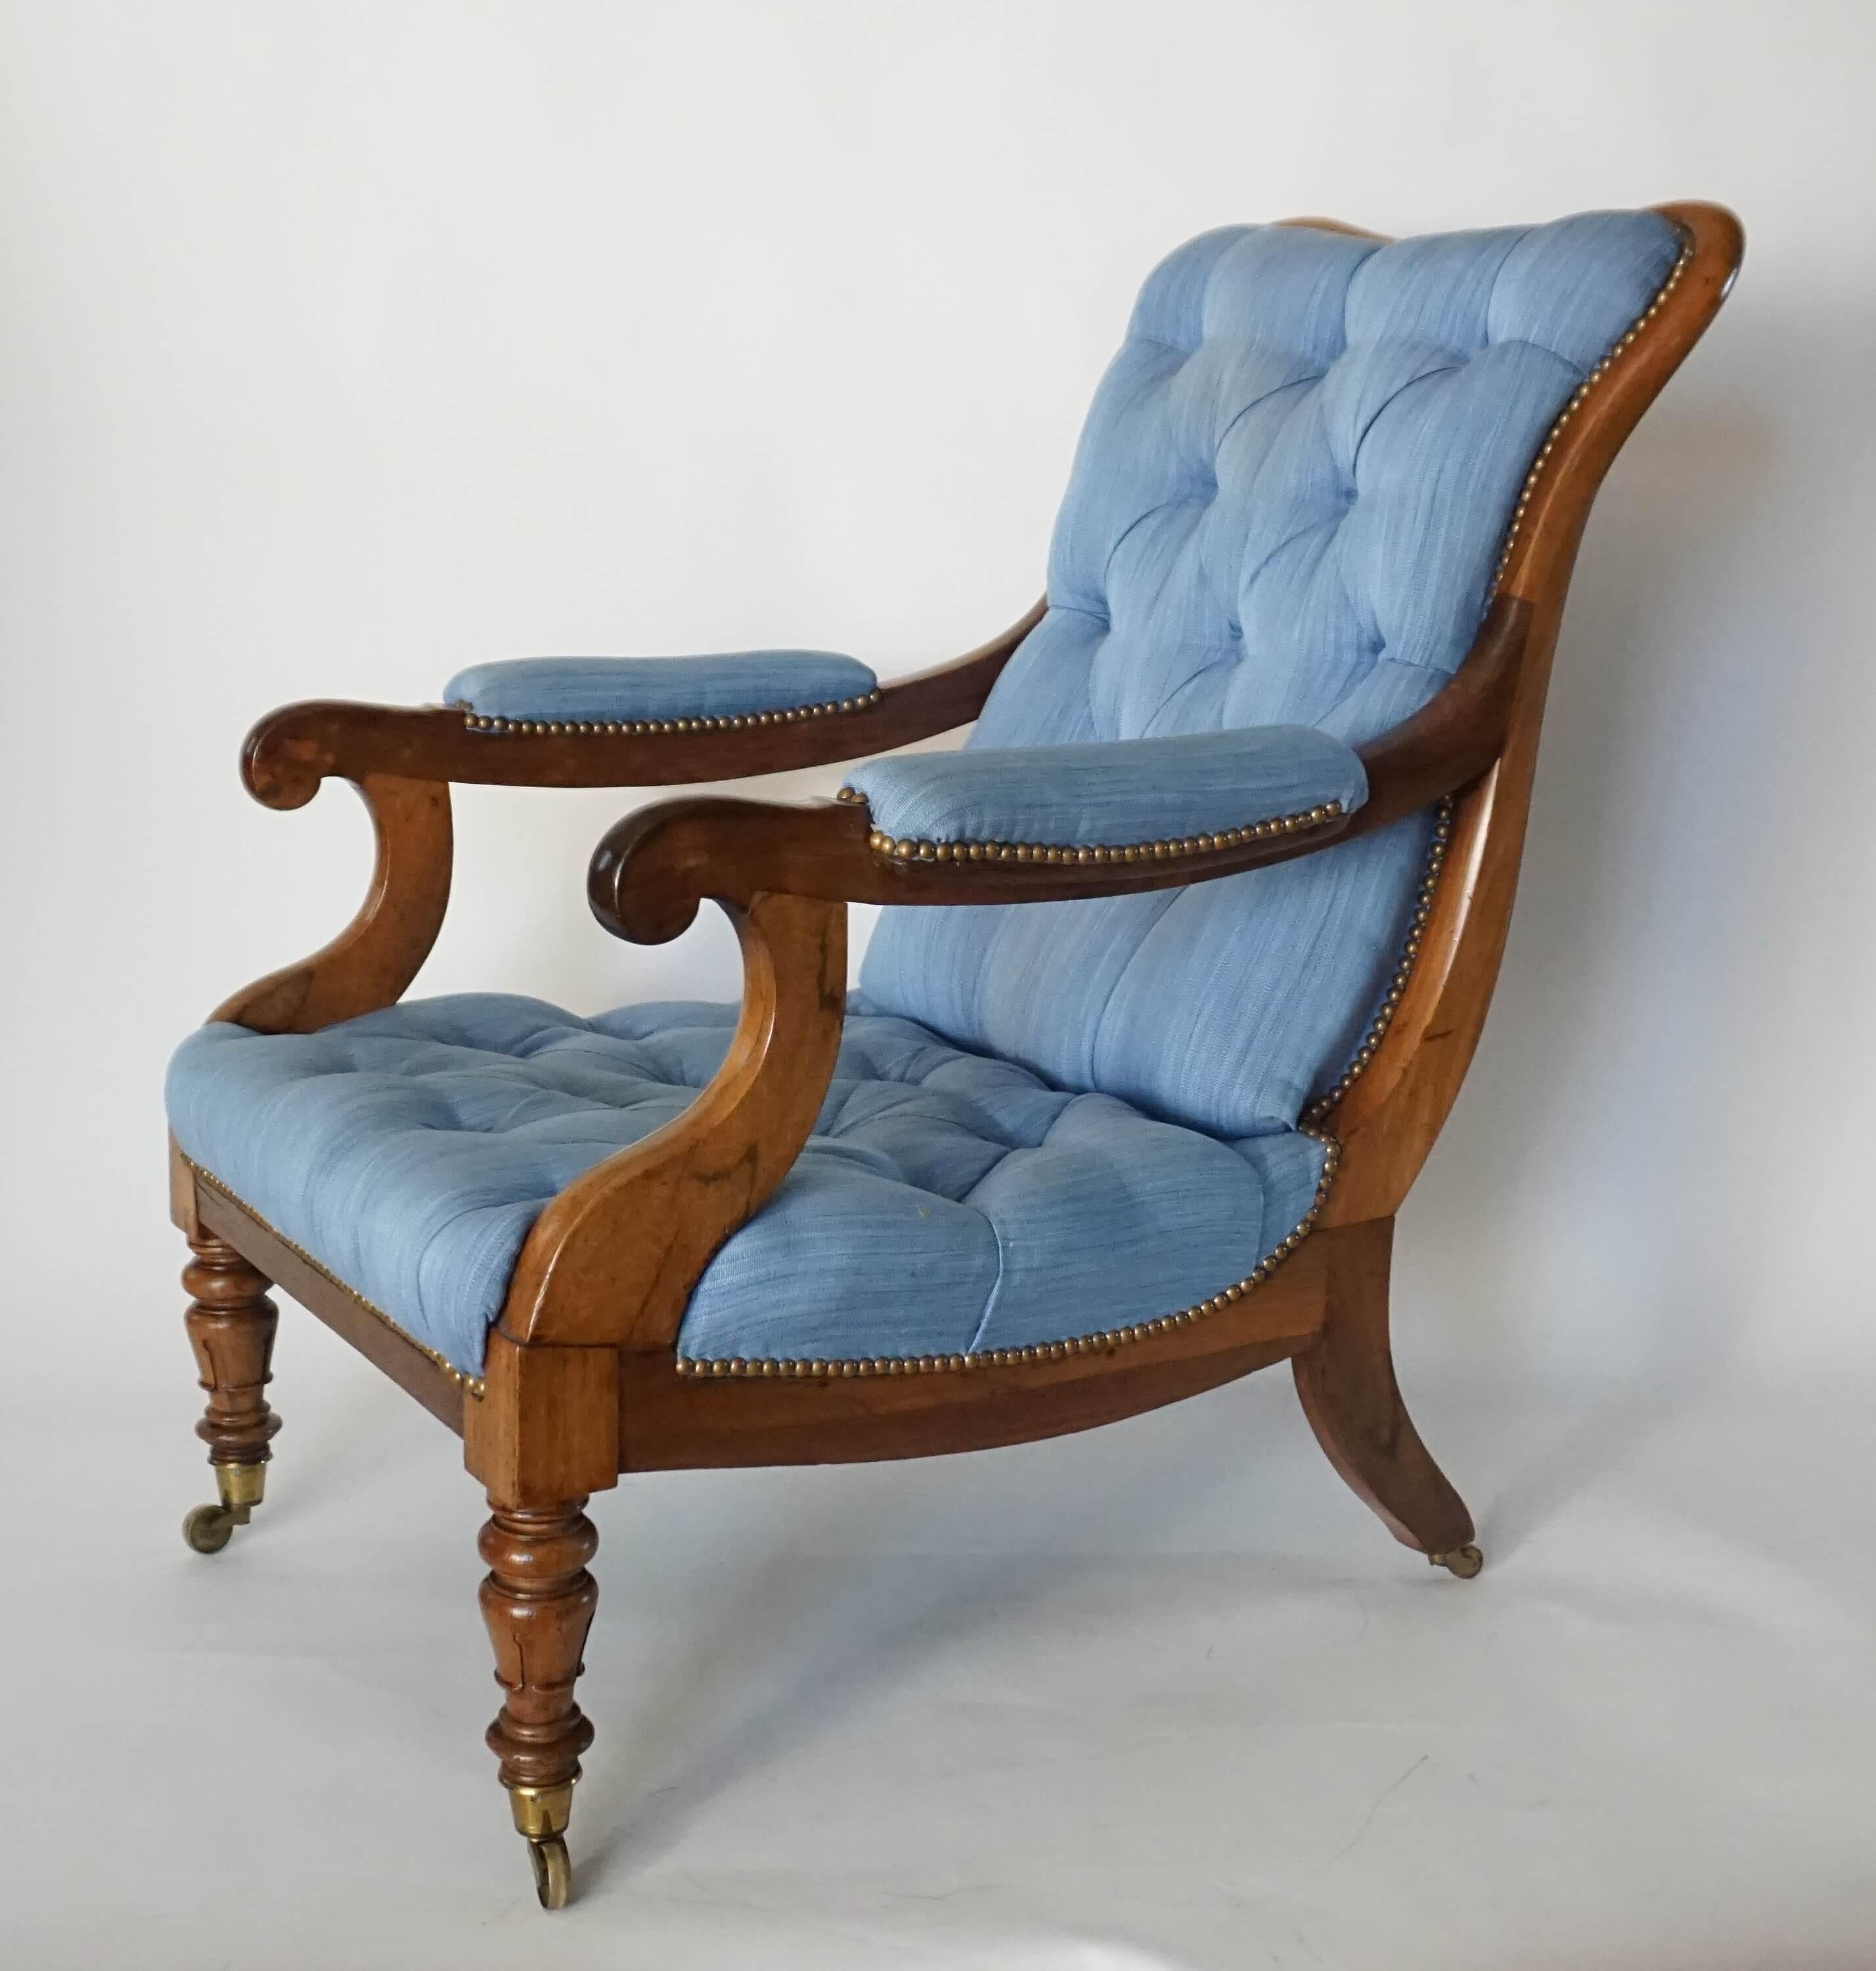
[
  {"left": 480, "top": 1499, "right": 598, "bottom": 1909},
  {"left": 181, "top": 1233, "right": 282, "bottom": 1554}
]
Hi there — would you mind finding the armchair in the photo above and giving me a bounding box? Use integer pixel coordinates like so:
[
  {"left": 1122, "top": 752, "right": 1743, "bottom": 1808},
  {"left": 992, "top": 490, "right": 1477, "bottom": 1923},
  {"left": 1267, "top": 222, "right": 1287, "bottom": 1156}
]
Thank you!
[{"left": 166, "top": 202, "right": 1740, "bottom": 1907}]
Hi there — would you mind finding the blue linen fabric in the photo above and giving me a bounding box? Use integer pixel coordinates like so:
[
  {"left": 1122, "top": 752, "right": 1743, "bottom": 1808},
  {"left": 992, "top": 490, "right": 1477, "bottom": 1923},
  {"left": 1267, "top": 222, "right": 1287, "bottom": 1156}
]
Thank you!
[
  {"left": 166, "top": 996, "right": 1328, "bottom": 1376},
  {"left": 443, "top": 650, "right": 877, "bottom": 723},
  {"left": 860, "top": 210, "right": 1682, "bottom": 1139},
  {"left": 845, "top": 724, "right": 1366, "bottom": 849}
]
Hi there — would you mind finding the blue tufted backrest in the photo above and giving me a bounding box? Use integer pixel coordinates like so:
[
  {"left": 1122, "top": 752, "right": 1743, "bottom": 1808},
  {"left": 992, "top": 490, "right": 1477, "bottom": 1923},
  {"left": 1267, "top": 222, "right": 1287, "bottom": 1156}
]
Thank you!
[{"left": 860, "top": 212, "right": 1683, "bottom": 1141}]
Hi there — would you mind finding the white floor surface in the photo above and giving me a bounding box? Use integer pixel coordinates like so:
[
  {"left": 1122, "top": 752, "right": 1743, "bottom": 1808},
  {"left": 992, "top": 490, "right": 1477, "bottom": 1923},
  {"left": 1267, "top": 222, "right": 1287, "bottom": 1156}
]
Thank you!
[{"left": 4, "top": 1321, "right": 1872, "bottom": 1970}]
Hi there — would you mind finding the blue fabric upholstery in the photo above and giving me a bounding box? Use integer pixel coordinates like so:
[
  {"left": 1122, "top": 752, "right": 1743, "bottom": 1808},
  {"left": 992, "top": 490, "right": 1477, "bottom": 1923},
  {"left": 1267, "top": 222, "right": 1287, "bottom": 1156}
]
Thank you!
[
  {"left": 168, "top": 209, "right": 1681, "bottom": 1372},
  {"left": 845, "top": 723, "right": 1366, "bottom": 850},
  {"left": 861, "top": 211, "right": 1681, "bottom": 1138},
  {"left": 444, "top": 650, "right": 877, "bottom": 723},
  {"left": 167, "top": 995, "right": 1327, "bottom": 1376}
]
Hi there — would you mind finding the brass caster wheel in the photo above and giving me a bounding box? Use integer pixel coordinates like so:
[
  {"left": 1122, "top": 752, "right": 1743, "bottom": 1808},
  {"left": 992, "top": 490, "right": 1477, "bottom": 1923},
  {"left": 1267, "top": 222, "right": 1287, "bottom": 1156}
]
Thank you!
[
  {"left": 510, "top": 1782, "right": 577, "bottom": 1910},
  {"left": 1431, "top": 1543, "right": 1484, "bottom": 1579},
  {"left": 183, "top": 1464, "right": 265, "bottom": 1554},
  {"left": 529, "top": 1836, "right": 571, "bottom": 1910},
  {"left": 183, "top": 1504, "right": 236, "bottom": 1554}
]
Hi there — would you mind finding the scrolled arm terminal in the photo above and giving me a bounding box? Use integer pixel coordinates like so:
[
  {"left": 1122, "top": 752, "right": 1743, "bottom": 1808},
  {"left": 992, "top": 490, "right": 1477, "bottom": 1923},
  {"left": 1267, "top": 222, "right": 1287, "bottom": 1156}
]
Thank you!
[
  {"left": 238, "top": 600, "right": 1046, "bottom": 809},
  {"left": 217, "top": 602, "right": 1044, "bottom": 1035}
]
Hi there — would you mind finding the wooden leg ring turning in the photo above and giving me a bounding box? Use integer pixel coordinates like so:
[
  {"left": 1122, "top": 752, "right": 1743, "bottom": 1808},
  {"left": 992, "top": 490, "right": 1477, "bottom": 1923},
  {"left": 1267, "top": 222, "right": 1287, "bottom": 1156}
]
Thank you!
[
  {"left": 181, "top": 1233, "right": 281, "bottom": 1554},
  {"left": 479, "top": 1501, "right": 599, "bottom": 1910}
]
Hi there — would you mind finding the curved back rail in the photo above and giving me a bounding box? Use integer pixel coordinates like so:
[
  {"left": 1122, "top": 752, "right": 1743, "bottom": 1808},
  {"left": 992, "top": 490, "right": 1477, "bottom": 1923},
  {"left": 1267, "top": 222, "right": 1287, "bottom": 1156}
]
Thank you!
[{"left": 1320, "top": 200, "right": 1743, "bottom": 1225}]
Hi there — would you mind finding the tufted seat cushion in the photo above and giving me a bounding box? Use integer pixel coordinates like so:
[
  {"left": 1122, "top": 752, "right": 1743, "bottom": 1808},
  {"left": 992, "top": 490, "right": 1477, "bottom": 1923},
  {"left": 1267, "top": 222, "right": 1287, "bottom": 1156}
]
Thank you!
[{"left": 168, "top": 995, "right": 1328, "bottom": 1377}]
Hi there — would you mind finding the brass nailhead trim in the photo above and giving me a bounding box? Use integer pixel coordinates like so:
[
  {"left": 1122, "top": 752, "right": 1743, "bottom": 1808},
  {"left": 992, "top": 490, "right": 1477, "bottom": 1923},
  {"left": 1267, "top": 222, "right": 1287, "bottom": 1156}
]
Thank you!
[
  {"left": 183, "top": 1158, "right": 486, "bottom": 1397},
  {"left": 1297, "top": 241, "right": 1690, "bottom": 1117},
  {"left": 857, "top": 798, "right": 1348, "bottom": 867},
  {"left": 674, "top": 1119, "right": 1342, "bottom": 1380},
  {"left": 1492, "top": 239, "right": 1692, "bottom": 589},
  {"left": 1304, "top": 796, "right": 1453, "bottom": 1122},
  {"left": 1303, "top": 237, "right": 1691, "bottom": 1118},
  {"left": 457, "top": 688, "right": 883, "bottom": 736}
]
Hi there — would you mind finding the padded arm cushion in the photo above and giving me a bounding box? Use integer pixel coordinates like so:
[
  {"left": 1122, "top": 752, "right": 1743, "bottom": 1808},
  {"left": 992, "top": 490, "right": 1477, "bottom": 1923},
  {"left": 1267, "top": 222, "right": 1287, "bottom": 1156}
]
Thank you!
[
  {"left": 443, "top": 650, "right": 879, "bottom": 724},
  {"left": 843, "top": 724, "right": 1367, "bottom": 850}
]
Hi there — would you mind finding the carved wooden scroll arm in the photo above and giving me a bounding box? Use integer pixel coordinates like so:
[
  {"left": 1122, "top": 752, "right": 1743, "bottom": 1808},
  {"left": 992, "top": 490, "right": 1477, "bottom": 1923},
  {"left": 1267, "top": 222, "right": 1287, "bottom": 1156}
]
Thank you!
[
  {"left": 240, "top": 600, "right": 1047, "bottom": 804},
  {"left": 588, "top": 598, "right": 1529, "bottom": 936},
  {"left": 212, "top": 599, "right": 1044, "bottom": 1039},
  {"left": 212, "top": 772, "right": 454, "bottom": 1035},
  {"left": 496, "top": 890, "right": 846, "bottom": 1351}
]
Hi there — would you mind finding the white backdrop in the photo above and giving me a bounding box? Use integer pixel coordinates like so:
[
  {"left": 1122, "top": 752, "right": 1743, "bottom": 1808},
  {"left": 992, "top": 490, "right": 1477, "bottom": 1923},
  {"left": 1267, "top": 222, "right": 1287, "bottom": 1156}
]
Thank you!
[{"left": 4, "top": 5, "right": 1874, "bottom": 1966}]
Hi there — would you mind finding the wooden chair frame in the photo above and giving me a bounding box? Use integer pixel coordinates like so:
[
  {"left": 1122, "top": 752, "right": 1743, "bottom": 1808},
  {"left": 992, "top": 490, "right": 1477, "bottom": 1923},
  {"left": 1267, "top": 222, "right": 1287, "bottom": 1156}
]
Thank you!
[{"left": 171, "top": 204, "right": 1741, "bottom": 1907}]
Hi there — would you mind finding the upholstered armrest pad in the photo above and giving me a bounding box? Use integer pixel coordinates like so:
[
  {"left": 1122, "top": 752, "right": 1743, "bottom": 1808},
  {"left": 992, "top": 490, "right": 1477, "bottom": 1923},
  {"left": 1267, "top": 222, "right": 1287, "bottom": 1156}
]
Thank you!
[
  {"left": 443, "top": 650, "right": 880, "bottom": 727},
  {"left": 843, "top": 724, "right": 1368, "bottom": 850}
]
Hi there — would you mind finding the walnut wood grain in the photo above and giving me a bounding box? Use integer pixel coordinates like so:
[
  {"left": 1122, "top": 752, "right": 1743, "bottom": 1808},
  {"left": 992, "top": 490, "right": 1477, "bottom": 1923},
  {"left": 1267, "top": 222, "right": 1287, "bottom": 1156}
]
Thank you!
[
  {"left": 615, "top": 1237, "right": 1331, "bottom": 1470},
  {"left": 1290, "top": 1215, "right": 1473, "bottom": 1555},
  {"left": 241, "top": 601, "right": 1046, "bottom": 809},
  {"left": 183, "top": 1233, "right": 282, "bottom": 1472},
  {"left": 190, "top": 1169, "right": 469, "bottom": 1432},
  {"left": 168, "top": 1133, "right": 202, "bottom": 1241},
  {"left": 1274, "top": 217, "right": 1386, "bottom": 240},
  {"left": 480, "top": 1500, "right": 599, "bottom": 1794},
  {"left": 495, "top": 888, "right": 846, "bottom": 1353},
  {"left": 466, "top": 1332, "right": 619, "bottom": 1504},
  {"left": 212, "top": 772, "right": 453, "bottom": 1035}
]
